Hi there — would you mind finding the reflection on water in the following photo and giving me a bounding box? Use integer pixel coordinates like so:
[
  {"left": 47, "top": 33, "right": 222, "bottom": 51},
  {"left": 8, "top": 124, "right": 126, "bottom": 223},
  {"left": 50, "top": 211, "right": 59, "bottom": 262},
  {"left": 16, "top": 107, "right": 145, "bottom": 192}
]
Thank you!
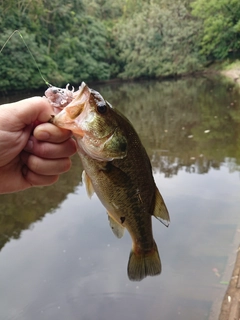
[
  {"left": 0, "top": 77, "right": 240, "bottom": 320},
  {"left": 0, "top": 155, "right": 83, "bottom": 251}
]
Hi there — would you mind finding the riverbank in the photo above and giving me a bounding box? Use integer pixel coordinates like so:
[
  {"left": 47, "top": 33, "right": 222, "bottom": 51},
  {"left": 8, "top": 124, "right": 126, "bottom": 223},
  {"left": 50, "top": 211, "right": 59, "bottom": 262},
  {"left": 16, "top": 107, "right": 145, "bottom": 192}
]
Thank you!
[
  {"left": 221, "top": 69, "right": 240, "bottom": 86},
  {"left": 211, "top": 61, "right": 240, "bottom": 320},
  {"left": 219, "top": 60, "right": 240, "bottom": 86},
  {"left": 217, "top": 244, "right": 240, "bottom": 320}
]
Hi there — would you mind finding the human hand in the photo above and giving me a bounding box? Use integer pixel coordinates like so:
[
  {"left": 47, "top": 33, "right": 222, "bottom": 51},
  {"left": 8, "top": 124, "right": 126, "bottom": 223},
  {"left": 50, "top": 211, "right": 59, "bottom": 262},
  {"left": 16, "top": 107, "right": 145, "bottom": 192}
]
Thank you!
[{"left": 0, "top": 97, "right": 77, "bottom": 194}]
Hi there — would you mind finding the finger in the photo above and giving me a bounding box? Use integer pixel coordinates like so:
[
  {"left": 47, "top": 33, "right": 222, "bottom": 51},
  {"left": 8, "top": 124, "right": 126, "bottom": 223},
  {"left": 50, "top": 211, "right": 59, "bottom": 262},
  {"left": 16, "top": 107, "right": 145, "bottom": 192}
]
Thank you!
[
  {"left": 33, "top": 122, "right": 73, "bottom": 143},
  {"left": 22, "top": 166, "right": 59, "bottom": 187},
  {"left": 21, "top": 151, "right": 72, "bottom": 175},
  {"left": 24, "top": 136, "right": 77, "bottom": 159}
]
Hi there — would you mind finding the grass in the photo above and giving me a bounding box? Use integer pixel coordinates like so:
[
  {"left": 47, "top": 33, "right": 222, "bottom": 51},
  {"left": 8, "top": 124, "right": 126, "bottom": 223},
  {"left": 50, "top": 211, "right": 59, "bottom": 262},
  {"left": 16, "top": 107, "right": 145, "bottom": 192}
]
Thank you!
[{"left": 221, "top": 59, "right": 240, "bottom": 71}]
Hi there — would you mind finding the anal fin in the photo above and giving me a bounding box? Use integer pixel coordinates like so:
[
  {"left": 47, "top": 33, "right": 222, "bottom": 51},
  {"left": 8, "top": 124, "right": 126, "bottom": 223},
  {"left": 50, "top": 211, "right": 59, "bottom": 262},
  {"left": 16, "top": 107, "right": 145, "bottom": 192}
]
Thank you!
[
  {"left": 108, "top": 213, "right": 125, "bottom": 239},
  {"left": 153, "top": 187, "right": 170, "bottom": 227}
]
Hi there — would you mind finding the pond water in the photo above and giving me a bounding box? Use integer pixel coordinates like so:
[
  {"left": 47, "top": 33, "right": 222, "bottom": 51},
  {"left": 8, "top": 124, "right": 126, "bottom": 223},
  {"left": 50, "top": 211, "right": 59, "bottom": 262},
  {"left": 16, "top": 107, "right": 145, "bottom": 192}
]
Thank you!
[{"left": 0, "top": 77, "right": 240, "bottom": 320}]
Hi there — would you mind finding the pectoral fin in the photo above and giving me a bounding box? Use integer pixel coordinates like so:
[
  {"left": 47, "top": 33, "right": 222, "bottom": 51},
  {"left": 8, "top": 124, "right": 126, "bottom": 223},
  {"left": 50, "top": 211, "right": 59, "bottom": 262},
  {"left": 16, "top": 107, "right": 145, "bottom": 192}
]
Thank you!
[
  {"left": 153, "top": 188, "right": 170, "bottom": 227},
  {"left": 108, "top": 213, "right": 125, "bottom": 239},
  {"left": 82, "top": 170, "right": 95, "bottom": 198}
]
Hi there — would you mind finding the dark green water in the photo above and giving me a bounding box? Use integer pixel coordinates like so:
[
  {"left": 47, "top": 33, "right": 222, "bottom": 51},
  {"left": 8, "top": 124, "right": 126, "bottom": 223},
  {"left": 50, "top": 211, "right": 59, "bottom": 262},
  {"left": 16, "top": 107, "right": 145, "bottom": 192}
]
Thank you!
[{"left": 0, "top": 77, "right": 240, "bottom": 320}]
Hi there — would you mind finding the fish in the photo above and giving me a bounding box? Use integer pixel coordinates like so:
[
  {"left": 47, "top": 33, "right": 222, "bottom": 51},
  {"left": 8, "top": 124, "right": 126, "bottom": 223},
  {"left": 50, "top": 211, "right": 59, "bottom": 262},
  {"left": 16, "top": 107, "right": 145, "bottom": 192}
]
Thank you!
[{"left": 46, "top": 82, "right": 170, "bottom": 281}]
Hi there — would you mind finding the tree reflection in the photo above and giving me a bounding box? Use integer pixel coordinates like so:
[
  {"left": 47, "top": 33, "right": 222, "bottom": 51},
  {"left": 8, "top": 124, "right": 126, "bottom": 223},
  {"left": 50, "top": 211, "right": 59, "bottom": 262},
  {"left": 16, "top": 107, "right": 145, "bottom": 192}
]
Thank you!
[
  {"left": 0, "top": 155, "right": 83, "bottom": 251},
  {"left": 96, "top": 76, "right": 240, "bottom": 175}
]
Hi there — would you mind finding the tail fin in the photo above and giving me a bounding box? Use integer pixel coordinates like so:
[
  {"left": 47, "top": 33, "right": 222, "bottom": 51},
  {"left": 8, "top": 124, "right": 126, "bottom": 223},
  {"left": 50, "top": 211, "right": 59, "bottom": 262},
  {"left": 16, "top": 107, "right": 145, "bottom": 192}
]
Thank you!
[{"left": 127, "top": 241, "right": 161, "bottom": 281}]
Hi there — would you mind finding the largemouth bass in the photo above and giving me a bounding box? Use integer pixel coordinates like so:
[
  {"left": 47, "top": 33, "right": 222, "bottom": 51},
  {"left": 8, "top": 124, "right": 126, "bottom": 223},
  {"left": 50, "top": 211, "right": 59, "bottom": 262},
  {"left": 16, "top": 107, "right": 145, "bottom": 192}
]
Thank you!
[{"left": 46, "top": 82, "right": 170, "bottom": 281}]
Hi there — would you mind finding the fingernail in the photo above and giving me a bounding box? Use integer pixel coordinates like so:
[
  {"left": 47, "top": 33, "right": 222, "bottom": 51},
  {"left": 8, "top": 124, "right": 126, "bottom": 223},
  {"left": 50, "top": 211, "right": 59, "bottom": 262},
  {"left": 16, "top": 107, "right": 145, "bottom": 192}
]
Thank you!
[
  {"left": 36, "top": 131, "right": 50, "bottom": 140},
  {"left": 24, "top": 139, "right": 33, "bottom": 151}
]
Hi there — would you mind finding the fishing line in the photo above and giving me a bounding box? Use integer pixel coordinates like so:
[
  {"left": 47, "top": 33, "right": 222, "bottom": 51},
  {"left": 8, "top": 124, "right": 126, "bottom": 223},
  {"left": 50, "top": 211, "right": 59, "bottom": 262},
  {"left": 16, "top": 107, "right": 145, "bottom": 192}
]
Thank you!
[{"left": 0, "top": 30, "right": 52, "bottom": 87}]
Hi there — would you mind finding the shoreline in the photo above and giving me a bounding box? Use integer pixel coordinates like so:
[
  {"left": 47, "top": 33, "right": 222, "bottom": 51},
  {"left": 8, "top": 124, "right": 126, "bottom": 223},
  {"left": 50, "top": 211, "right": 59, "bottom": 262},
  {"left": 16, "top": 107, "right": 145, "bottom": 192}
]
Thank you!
[
  {"left": 215, "top": 242, "right": 240, "bottom": 320},
  {"left": 210, "top": 66, "right": 240, "bottom": 320},
  {"left": 221, "top": 70, "right": 240, "bottom": 86},
  {"left": 1, "top": 67, "right": 240, "bottom": 96}
]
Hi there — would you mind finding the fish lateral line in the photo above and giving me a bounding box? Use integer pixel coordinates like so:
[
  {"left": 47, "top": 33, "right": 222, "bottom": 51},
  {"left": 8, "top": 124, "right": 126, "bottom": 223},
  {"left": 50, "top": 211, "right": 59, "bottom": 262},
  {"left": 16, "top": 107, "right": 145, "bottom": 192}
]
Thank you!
[{"left": 0, "top": 29, "right": 52, "bottom": 88}]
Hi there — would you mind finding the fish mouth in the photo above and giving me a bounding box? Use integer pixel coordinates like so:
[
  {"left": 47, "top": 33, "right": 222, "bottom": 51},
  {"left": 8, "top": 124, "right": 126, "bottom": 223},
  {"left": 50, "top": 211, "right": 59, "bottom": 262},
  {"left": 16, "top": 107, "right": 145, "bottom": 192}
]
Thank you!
[
  {"left": 48, "top": 110, "right": 84, "bottom": 134},
  {"left": 48, "top": 82, "right": 89, "bottom": 133},
  {"left": 49, "top": 82, "right": 127, "bottom": 160}
]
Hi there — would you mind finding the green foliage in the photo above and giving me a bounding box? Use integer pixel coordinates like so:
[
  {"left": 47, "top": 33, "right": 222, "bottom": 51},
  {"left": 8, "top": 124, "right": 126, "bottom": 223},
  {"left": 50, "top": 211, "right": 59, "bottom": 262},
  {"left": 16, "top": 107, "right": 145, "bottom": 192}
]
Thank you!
[
  {"left": 0, "top": 29, "right": 57, "bottom": 91},
  {"left": 114, "top": 1, "right": 204, "bottom": 78},
  {"left": 0, "top": 0, "right": 111, "bottom": 91},
  {"left": 83, "top": 0, "right": 123, "bottom": 20},
  {"left": 191, "top": 0, "right": 240, "bottom": 59},
  {"left": 0, "top": 0, "right": 240, "bottom": 91},
  {"left": 53, "top": 21, "right": 111, "bottom": 85}
]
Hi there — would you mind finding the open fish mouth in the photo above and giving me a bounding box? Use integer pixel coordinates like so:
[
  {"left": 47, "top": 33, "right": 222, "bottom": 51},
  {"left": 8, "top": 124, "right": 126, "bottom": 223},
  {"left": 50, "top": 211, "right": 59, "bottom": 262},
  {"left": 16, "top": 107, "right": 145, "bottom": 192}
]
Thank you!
[{"left": 48, "top": 82, "right": 90, "bottom": 131}]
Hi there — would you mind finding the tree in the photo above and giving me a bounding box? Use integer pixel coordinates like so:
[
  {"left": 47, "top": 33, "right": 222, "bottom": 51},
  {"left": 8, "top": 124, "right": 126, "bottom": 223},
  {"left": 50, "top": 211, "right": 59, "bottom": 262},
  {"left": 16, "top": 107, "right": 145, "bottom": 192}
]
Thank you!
[
  {"left": 0, "top": 29, "right": 57, "bottom": 91},
  {"left": 0, "top": 0, "right": 111, "bottom": 91},
  {"left": 191, "top": 0, "right": 240, "bottom": 59},
  {"left": 114, "top": 1, "right": 204, "bottom": 79},
  {"left": 52, "top": 15, "right": 111, "bottom": 85}
]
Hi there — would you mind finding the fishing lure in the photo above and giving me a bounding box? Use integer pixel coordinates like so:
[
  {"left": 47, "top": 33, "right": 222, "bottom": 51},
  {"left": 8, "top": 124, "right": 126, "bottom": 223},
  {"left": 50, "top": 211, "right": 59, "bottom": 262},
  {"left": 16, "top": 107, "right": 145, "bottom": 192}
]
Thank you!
[{"left": 45, "top": 84, "right": 76, "bottom": 109}]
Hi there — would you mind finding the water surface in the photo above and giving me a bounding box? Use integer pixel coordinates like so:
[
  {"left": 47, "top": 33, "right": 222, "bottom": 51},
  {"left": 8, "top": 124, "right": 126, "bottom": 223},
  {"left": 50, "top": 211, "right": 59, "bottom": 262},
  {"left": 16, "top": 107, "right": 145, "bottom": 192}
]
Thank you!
[{"left": 0, "top": 77, "right": 240, "bottom": 320}]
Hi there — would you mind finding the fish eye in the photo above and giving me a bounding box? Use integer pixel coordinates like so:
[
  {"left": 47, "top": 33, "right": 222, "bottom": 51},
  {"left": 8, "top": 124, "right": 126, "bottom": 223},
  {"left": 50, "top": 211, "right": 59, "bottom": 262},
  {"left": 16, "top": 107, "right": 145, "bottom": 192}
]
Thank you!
[{"left": 97, "top": 103, "right": 108, "bottom": 114}]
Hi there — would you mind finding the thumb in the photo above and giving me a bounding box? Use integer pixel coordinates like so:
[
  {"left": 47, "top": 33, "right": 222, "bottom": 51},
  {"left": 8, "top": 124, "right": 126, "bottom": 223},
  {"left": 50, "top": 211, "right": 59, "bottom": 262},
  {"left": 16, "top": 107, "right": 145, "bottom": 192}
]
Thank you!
[{"left": 1, "top": 97, "right": 53, "bottom": 131}]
